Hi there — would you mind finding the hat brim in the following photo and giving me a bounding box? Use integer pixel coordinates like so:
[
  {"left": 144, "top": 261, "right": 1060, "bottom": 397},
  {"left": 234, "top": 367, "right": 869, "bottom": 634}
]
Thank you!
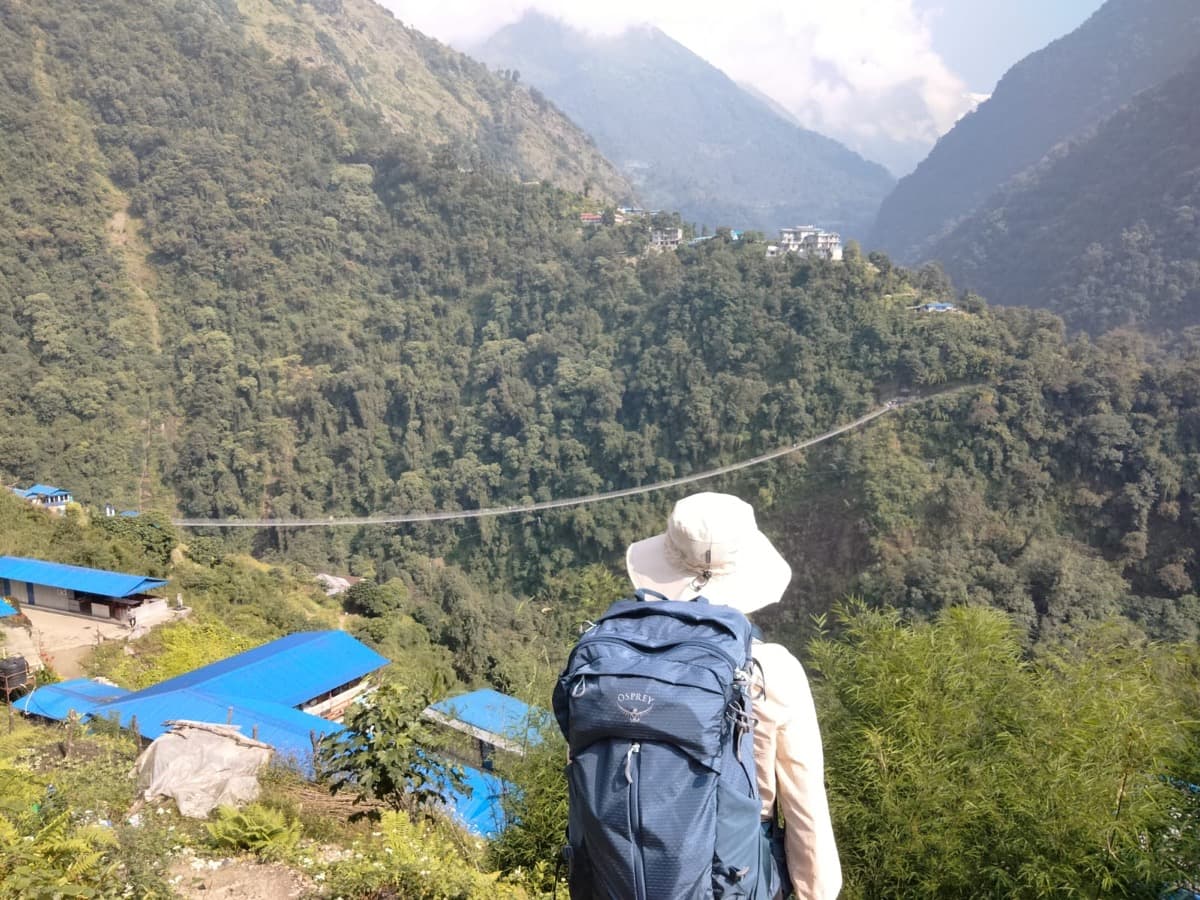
[{"left": 625, "top": 529, "right": 791, "bottom": 615}]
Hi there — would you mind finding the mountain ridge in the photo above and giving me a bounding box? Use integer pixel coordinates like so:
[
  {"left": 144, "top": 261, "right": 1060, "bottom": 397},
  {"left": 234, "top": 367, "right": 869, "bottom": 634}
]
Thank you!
[
  {"left": 473, "top": 11, "right": 894, "bottom": 238},
  {"left": 869, "top": 0, "right": 1200, "bottom": 263},
  {"left": 232, "top": 0, "right": 632, "bottom": 201},
  {"left": 926, "top": 50, "right": 1200, "bottom": 332}
]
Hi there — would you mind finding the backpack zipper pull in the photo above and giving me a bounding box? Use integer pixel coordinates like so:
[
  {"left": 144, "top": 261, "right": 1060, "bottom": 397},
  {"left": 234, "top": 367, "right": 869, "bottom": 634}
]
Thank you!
[{"left": 624, "top": 741, "right": 641, "bottom": 783}]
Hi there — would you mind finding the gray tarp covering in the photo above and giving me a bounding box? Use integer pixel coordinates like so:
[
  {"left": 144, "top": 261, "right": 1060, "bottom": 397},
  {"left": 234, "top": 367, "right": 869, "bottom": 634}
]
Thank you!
[{"left": 134, "top": 720, "right": 274, "bottom": 818}]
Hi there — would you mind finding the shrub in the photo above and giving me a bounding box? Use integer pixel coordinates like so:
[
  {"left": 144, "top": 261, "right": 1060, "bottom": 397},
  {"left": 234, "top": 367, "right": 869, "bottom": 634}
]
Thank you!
[
  {"left": 321, "top": 810, "right": 529, "bottom": 900},
  {"left": 489, "top": 732, "right": 568, "bottom": 893},
  {"left": 206, "top": 803, "right": 301, "bottom": 861},
  {"left": 317, "top": 681, "right": 464, "bottom": 821}
]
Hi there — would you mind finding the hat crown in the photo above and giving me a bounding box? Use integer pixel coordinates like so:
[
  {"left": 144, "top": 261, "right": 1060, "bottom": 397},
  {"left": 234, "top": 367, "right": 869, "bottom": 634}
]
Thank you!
[
  {"left": 625, "top": 491, "right": 791, "bottom": 615},
  {"left": 665, "top": 493, "right": 756, "bottom": 574}
]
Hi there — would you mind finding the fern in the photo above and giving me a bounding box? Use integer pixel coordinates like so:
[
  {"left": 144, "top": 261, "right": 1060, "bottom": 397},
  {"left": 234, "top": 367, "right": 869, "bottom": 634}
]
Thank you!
[{"left": 206, "top": 804, "right": 301, "bottom": 861}]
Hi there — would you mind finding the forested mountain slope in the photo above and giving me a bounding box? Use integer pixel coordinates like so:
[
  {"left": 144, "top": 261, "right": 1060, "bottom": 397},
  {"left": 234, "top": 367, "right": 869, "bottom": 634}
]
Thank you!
[
  {"left": 4, "top": 4, "right": 1200, "bottom": 888},
  {"left": 869, "top": 0, "right": 1200, "bottom": 263},
  {"left": 473, "top": 12, "right": 893, "bottom": 238},
  {"left": 925, "top": 54, "right": 1200, "bottom": 333},
  {"left": 7, "top": 0, "right": 1200, "bottom": 662},
  {"left": 0, "top": 0, "right": 976, "bottom": 576},
  {"left": 233, "top": 0, "right": 631, "bottom": 201}
]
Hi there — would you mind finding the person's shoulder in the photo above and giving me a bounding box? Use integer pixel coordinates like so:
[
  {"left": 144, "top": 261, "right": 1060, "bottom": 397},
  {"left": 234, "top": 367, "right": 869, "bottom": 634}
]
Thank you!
[{"left": 752, "top": 641, "right": 807, "bottom": 677}]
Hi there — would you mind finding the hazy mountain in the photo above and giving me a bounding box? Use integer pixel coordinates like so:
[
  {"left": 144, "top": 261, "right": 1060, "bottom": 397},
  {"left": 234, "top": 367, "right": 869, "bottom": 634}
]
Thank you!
[
  {"left": 472, "top": 12, "right": 894, "bottom": 239},
  {"left": 236, "top": 0, "right": 631, "bottom": 201},
  {"left": 928, "top": 51, "right": 1200, "bottom": 333},
  {"left": 738, "top": 81, "right": 803, "bottom": 127},
  {"left": 869, "top": 0, "right": 1200, "bottom": 263}
]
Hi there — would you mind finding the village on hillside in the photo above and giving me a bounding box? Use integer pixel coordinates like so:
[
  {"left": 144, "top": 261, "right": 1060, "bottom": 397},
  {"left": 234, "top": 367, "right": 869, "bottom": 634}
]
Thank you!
[
  {"left": 0, "top": 491, "right": 544, "bottom": 840},
  {"left": 580, "top": 205, "right": 845, "bottom": 260}
]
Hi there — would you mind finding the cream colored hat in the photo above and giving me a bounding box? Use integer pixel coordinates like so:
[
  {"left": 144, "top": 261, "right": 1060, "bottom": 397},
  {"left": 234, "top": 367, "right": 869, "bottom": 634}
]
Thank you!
[{"left": 625, "top": 492, "right": 791, "bottom": 614}]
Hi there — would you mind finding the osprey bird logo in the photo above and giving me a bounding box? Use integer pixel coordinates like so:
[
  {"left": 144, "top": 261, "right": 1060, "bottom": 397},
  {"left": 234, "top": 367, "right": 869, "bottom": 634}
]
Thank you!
[{"left": 616, "top": 691, "right": 655, "bottom": 723}]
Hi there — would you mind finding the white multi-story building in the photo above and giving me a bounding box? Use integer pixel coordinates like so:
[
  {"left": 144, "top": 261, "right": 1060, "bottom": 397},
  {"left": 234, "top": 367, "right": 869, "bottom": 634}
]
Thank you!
[
  {"left": 775, "top": 225, "right": 843, "bottom": 261},
  {"left": 649, "top": 227, "right": 684, "bottom": 251}
]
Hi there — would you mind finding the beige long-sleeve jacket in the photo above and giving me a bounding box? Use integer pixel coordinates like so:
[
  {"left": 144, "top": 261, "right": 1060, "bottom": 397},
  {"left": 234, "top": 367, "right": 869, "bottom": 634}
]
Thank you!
[{"left": 753, "top": 641, "right": 842, "bottom": 900}]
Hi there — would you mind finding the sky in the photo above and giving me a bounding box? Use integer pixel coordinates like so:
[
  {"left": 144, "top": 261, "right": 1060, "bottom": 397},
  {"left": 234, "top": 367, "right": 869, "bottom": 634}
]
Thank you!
[{"left": 382, "top": 0, "right": 1106, "bottom": 175}]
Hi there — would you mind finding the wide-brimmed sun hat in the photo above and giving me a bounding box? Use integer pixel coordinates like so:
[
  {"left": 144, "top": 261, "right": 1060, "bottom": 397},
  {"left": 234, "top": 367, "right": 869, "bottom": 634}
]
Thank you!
[{"left": 625, "top": 492, "right": 791, "bottom": 615}]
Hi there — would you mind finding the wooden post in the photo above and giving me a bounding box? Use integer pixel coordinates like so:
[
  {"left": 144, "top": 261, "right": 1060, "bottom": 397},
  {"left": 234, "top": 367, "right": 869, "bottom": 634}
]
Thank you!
[
  {"left": 131, "top": 714, "right": 141, "bottom": 746},
  {"left": 226, "top": 706, "right": 234, "bottom": 725},
  {"left": 251, "top": 724, "right": 259, "bottom": 740},
  {"left": 65, "top": 709, "right": 77, "bottom": 757}
]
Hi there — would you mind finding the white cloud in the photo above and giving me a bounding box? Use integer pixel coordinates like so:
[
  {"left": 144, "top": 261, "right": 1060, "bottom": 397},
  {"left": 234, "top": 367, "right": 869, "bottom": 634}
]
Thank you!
[{"left": 381, "top": 0, "right": 975, "bottom": 173}]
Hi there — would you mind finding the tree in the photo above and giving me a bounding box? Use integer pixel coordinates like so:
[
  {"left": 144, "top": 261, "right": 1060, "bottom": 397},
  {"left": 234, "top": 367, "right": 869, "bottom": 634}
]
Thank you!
[
  {"left": 342, "top": 579, "right": 409, "bottom": 617},
  {"left": 317, "top": 681, "right": 465, "bottom": 821}
]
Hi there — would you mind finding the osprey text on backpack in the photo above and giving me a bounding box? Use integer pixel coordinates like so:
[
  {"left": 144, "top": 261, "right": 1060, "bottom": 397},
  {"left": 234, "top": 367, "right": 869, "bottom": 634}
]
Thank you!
[{"left": 553, "top": 589, "right": 779, "bottom": 899}]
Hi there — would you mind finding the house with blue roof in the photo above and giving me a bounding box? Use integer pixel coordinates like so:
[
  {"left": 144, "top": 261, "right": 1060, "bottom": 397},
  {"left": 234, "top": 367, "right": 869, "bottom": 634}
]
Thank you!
[
  {"left": 422, "top": 689, "right": 548, "bottom": 837},
  {"left": 0, "top": 556, "right": 168, "bottom": 623},
  {"left": 910, "top": 301, "right": 960, "bottom": 314},
  {"left": 15, "top": 635, "right": 522, "bottom": 836},
  {"left": 16, "top": 630, "right": 388, "bottom": 773},
  {"left": 424, "top": 688, "right": 547, "bottom": 759},
  {"left": 12, "top": 484, "right": 73, "bottom": 514}
]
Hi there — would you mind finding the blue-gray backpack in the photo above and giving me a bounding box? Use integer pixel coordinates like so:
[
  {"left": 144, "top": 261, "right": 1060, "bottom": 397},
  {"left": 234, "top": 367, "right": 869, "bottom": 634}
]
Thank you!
[{"left": 553, "top": 588, "right": 779, "bottom": 900}]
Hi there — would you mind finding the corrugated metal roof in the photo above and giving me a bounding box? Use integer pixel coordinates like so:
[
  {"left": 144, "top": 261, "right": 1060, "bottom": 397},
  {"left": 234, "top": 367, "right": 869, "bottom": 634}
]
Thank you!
[
  {"left": 0, "top": 556, "right": 168, "bottom": 598},
  {"left": 97, "top": 688, "right": 344, "bottom": 772},
  {"left": 0, "top": 598, "right": 15, "bottom": 617},
  {"left": 14, "top": 678, "right": 131, "bottom": 719},
  {"left": 426, "top": 689, "right": 546, "bottom": 750},
  {"left": 21, "top": 484, "right": 71, "bottom": 497},
  {"left": 15, "top": 631, "right": 387, "bottom": 778},
  {"left": 130, "top": 630, "right": 389, "bottom": 708}
]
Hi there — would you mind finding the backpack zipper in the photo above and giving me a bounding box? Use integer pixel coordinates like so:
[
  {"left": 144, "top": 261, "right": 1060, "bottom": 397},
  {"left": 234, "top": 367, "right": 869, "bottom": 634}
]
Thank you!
[
  {"left": 574, "top": 634, "right": 741, "bottom": 673},
  {"left": 624, "top": 741, "right": 646, "bottom": 900}
]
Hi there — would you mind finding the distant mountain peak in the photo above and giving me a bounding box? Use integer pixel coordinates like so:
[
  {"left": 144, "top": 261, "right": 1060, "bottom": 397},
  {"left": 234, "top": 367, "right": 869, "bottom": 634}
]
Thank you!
[{"left": 474, "top": 12, "right": 892, "bottom": 237}]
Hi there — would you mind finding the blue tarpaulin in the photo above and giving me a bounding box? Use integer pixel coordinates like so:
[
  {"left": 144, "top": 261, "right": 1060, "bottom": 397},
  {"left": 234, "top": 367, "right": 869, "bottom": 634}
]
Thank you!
[
  {"left": 0, "top": 597, "right": 15, "bottom": 617},
  {"left": 441, "top": 763, "right": 515, "bottom": 838},
  {"left": 98, "top": 688, "right": 344, "bottom": 771}
]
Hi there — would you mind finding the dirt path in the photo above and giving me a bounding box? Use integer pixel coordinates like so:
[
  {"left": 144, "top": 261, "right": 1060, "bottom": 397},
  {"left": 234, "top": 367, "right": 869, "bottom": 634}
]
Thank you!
[{"left": 169, "top": 856, "right": 312, "bottom": 899}]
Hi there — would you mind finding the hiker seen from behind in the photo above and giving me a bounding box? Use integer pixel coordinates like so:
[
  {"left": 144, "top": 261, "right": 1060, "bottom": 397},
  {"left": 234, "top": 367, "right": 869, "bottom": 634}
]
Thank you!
[{"left": 554, "top": 491, "right": 841, "bottom": 899}]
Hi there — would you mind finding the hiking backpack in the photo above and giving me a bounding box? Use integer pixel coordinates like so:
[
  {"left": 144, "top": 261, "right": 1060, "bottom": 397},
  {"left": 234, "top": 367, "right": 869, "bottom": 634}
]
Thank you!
[{"left": 553, "top": 589, "right": 779, "bottom": 900}]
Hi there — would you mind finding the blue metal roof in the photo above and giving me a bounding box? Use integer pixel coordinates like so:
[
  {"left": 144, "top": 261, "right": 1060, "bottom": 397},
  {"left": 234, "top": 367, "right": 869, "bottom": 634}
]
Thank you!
[
  {"left": 0, "top": 598, "right": 15, "bottom": 617},
  {"left": 427, "top": 689, "right": 546, "bottom": 749},
  {"left": 14, "top": 678, "right": 131, "bottom": 719},
  {"left": 0, "top": 556, "right": 168, "bottom": 598},
  {"left": 129, "top": 630, "right": 389, "bottom": 707},
  {"left": 97, "top": 688, "right": 344, "bottom": 772},
  {"left": 16, "top": 631, "right": 387, "bottom": 778},
  {"left": 22, "top": 482, "right": 69, "bottom": 496},
  {"left": 440, "top": 763, "right": 514, "bottom": 838},
  {"left": 14, "top": 487, "right": 70, "bottom": 501}
]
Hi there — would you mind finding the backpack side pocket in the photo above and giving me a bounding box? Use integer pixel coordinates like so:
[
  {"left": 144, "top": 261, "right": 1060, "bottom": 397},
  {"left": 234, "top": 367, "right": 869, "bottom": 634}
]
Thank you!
[{"left": 713, "top": 781, "right": 765, "bottom": 899}]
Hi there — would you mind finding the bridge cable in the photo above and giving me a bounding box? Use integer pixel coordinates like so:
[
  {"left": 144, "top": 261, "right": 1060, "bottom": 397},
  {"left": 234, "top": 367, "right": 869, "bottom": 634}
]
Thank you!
[{"left": 172, "top": 392, "right": 951, "bottom": 529}]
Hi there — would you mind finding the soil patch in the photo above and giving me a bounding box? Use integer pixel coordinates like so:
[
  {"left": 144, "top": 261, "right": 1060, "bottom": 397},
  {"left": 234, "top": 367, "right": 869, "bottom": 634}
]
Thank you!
[{"left": 168, "top": 857, "right": 312, "bottom": 899}]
